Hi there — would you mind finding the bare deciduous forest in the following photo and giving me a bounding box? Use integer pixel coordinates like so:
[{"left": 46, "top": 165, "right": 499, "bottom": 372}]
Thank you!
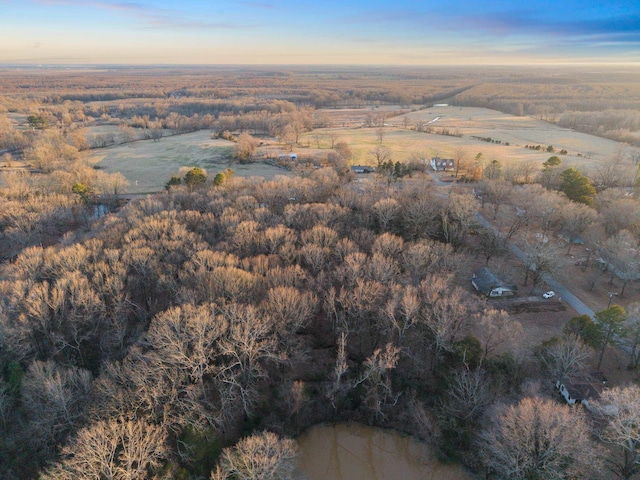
[{"left": 1, "top": 65, "right": 640, "bottom": 479}]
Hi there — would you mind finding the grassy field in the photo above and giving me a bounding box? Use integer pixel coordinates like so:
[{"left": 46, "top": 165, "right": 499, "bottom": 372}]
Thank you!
[
  {"left": 88, "top": 130, "right": 289, "bottom": 194},
  {"left": 87, "top": 106, "right": 636, "bottom": 194},
  {"left": 308, "top": 106, "right": 634, "bottom": 172}
]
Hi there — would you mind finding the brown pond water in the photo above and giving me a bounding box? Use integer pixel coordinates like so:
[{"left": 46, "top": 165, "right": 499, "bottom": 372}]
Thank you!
[{"left": 296, "top": 423, "right": 473, "bottom": 480}]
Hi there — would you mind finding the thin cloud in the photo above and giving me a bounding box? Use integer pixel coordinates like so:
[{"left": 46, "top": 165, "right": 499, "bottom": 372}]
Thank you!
[
  {"left": 33, "top": 0, "right": 257, "bottom": 30},
  {"left": 336, "top": 6, "right": 639, "bottom": 36},
  {"left": 456, "top": 11, "right": 640, "bottom": 38}
]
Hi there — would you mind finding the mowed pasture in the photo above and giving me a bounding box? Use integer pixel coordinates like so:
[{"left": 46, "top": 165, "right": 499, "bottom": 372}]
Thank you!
[
  {"left": 87, "top": 130, "right": 289, "bottom": 194},
  {"left": 310, "top": 106, "right": 635, "bottom": 173}
]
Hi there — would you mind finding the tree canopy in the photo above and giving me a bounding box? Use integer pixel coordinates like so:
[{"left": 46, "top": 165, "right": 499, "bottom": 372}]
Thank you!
[{"left": 559, "top": 167, "right": 596, "bottom": 204}]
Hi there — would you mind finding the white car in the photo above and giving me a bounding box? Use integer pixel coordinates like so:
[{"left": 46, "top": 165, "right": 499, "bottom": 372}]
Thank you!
[{"left": 543, "top": 291, "right": 555, "bottom": 299}]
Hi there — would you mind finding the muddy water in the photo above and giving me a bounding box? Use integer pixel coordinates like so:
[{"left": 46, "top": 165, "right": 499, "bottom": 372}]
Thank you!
[{"left": 296, "top": 423, "right": 472, "bottom": 480}]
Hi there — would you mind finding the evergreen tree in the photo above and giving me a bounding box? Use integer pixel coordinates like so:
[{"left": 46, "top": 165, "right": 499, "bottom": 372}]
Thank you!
[
  {"left": 559, "top": 168, "right": 596, "bottom": 205},
  {"left": 183, "top": 167, "right": 207, "bottom": 189}
]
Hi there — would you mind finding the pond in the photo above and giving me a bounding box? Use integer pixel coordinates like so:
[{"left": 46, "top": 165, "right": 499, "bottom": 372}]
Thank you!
[{"left": 296, "top": 423, "right": 473, "bottom": 480}]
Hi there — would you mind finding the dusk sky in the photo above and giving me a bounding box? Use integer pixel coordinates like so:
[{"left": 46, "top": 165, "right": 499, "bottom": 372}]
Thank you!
[{"left": 1, "top": 0, "right": 639, "bottom": 65}]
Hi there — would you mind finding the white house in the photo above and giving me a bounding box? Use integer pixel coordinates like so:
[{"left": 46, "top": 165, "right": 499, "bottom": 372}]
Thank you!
[{"left": 430, "top": 157, "right": 455, "bottom": 172}]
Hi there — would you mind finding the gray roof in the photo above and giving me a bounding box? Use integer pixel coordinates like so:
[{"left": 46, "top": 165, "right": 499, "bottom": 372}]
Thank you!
[
  {"left": 351, "top": 165, "right": 375, "bottom": 173},
  {"left": 472, "top": 267, "right": 516, "bottom": 295}
]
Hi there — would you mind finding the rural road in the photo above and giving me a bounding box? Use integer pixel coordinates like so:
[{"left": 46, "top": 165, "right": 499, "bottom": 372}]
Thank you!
[
  {"left": 474, "top": 213, "right": 595, "bottom": 318},
  {"left": 427, "top": 170, "right": 596, "bottom": 318}
]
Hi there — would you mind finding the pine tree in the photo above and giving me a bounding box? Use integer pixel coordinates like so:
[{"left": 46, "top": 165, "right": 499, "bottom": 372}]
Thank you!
[{"left": 559, "top": 168, "right": 596, "bottom": 205}]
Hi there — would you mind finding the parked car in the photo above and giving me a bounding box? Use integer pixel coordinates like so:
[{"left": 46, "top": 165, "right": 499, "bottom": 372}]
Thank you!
[{"left": 543, "top": 291, "right": 555, "bottom": 299}]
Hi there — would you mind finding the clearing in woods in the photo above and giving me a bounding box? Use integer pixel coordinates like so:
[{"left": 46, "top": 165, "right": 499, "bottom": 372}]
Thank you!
[{"left": 87, "top": 130, "right": 290, "bottom": 194}]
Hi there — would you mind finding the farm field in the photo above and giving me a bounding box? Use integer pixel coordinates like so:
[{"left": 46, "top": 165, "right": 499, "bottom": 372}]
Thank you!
[
  {"left": 87, "top": 130, "right": 290, "bottom": 194},
  {"left": 87, "top": 105, "right": 638, "bottom": 194},
  {"left": 309, "top": 106, "right": 634, "bottom": 172}
]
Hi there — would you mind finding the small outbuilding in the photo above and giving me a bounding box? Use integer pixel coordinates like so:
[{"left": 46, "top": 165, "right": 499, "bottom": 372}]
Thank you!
[
  {"left": 471, "top": 267, "right": 516, "bottom": 297},
  {"left": 351, "top": 165, "right": 375, "bottom": 174}
]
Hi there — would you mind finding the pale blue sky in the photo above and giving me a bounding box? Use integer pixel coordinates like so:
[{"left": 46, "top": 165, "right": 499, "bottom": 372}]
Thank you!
[{"left": 1, "top": 0, "right": 639, "bottom": 64}]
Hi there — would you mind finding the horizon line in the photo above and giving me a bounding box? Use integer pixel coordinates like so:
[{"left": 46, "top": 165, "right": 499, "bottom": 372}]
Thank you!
[{"left": 2, "top": 61, "right": 640, "bottom": 68}]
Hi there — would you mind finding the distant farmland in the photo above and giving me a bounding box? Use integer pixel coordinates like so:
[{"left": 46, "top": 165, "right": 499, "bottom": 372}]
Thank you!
[
  {"left": 87, "top": 106, "right": 638, "bottom": 194},
  {"left": 308, "top": 105, "right": 635, "bottom": 171}
]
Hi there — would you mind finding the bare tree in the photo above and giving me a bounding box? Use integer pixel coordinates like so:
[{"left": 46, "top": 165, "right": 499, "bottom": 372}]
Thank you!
[
  {"left": 420, "top": 280, "right": 476, "bottom": 366},
  {"left": 558, "top": 201, "right": 597, "bottom": 254},
  {"left": 600, "top": 230, "right": 640, "bottom": 296},
  {"left": 520, "top": 240, "right": 562, "bottom": 293},
  {"left": 402, "top": 196, "right": 440, "bottom": 240},
  {"left": 232, "top": 133, "right": 260, "bottom": 162},
  {"left": 440, "top": 193, "right": 478, "bottom": 247},
  {"left": 300, "top": 224, "right": 338, "bottom": 249},
  {"left": 218, "top": 304, "right": 282, "bottom": 418},
  {"left": 598, "top": 197, "right": 640, "bottom": 238},
  {"left": 371, "top": 232, "right": 404, "bottom": 258},
  {"left": 592, "top": 148, "right": 632, "bottom": 190},
  {"left": 22, "top": 360, "right": 93, "bottom": 450},
  {"left": 538, "top": 335, "right": 594, "bottom": 382},
  {"left": 443, "top": 366, "right": 494, "bottom": 424},
  {"left": 523, "top": 185, "right": 565, "bottom": 235},
  {"left": 480, "top": 396, "right": 602, "bottom": 480},
  {"left": 329, "top": 132, "right": 339, "bottom": 149},
  {"left": 383, "top": 284, "right": 420, "bottom": 347},
  {"left": 373, "top": 197, "right": 400, "bottom": 231},
  {"left": 280, "top": 124, "right": 297, "bottom": 151},
  {"left": 354, "top": 343, "right": 400, "bottom": 420},
  {"left": 263, "top": 286, "right": 317, "bottom": 336},
  {"left": 478, "top": 179, "right": 513, "bottom": 220},
  {"left": 370, "top": 145, "right": 392, "bottom": 169},
  {"left": 327, "top": 331, "right": 349, "bottom": 411},
  {"left": 511, "top": 159, "right": 538, "bottom": 184},
  {"left": 367, "top": 252, "right": 400, "bottom": 285},
  {"left": 593, "top": 385, "right": 640, "bottom": 479},
  {"left": 299, "top": 244, "right": 329, "bottom": 275},
  {"left": 402, "top": 239, "right": 460, "bottom": 284},
  {"left": 453, "top": 147, "right": 468, "bottom": 178},
  {"left": 212, "top": 431, "right": 298, "bottom": 480},
  {"left": 337, "top": 279, "right": 386, "bottom": 359},
  {"left": 477, "top": 308, "right": 522, "bottom": 359},
  {"left": 263, "top": 225, "right": 297, "bottom": 255},
  {"left": 477, "top": 227, "right": 507, "bottom": 265},
  {"left": 145, "top": 303, "right": 226, "bottom": 386},
  {"left": 42, "top": 418, "right": 168, "bottom": 480}
]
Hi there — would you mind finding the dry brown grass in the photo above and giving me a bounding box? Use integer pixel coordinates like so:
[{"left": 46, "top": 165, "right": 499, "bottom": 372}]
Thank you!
[
  {"left": 87, "top": 130, "right": 289, "bottom": 194},
  {"left": 305, "top": 106, "right": 632, "bottom": 178}
]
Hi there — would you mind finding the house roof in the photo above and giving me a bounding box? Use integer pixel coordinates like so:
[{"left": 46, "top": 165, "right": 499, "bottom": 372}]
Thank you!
[
  {"left": 472, "top": 267, "right": 516, "bottom": 295},
  {"left": 350, "top": 165, "right": 375, "bottom": 173},
  {"left": 563, "top": 381, "right": 602, "bottom": 403}
]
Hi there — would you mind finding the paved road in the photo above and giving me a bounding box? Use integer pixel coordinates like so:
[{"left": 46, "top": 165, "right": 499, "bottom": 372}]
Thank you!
[
  {"left": 428, "top": 169, "right": 597, "bottom": 318},
  {"left": 474, "top": 212, "right": 596, "bottom": 318},
  {"left": 429, "top": 170, "right": 632, "bottom": 358}
]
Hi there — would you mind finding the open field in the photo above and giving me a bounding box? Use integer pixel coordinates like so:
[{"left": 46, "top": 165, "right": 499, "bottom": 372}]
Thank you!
[
  {"left": 90, "top": 105, "right": 637, "bottom": 194},
  {"left": 317, "top": 104, "right": 412, "bottom": 127},
  {"left": 307, "top": 106, "right": 636, "bottom": 172},
  {"left": 87, "top": 130, "right": 289, "bottom": 194}
]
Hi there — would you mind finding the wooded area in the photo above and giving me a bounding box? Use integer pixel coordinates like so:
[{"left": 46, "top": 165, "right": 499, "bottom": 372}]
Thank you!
[{"left": 1, "top": 66, "right": 640, "bottom": 480}]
